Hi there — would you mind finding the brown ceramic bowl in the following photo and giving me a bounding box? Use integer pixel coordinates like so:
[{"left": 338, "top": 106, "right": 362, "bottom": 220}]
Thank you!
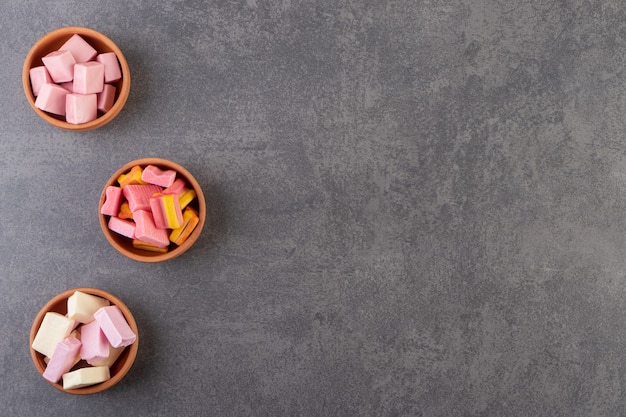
[
  {"left": 30, "top": 287, "right": 138, "bottom": 395},
  {"left": 22, "top": 26, "right": 130, "bottom": 131},
  {"left": 99, "top": 158, "right": 206, "bottom": 262}
]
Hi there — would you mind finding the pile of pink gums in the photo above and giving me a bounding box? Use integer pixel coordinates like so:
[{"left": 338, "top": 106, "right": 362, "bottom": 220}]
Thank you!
[{"left": 29, "top": 34, "right": 121, "bottom": 124}]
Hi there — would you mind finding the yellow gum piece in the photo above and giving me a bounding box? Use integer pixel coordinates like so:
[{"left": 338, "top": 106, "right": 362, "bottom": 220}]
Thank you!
[
  {"left": 170, "top": 206, "right": 199, "bottom": 246},
  {"left": 119, "top": 165, "right": 147, "bottom": 188},
  {"left": 178, "top": 189, "right": 197, "bottom": 210},
  {"left": 118, "top": 201, "right": 133, "bottom": 220},
  {"left": 132, "top": 239, "right": 169, "bottom": 253},
  {"left": 161, "top": 194, "right": 182, "bottom": 229}
]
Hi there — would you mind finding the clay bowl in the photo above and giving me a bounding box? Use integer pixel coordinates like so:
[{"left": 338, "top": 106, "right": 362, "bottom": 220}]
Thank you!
[
  {"left": 22, "top": 26, "right": 130, "bottom": 131},
  {"left": 30, "top": 287, "right": 138, "bottom": 394},
  {"left": 99, "top": 158, "right": 206, "bottom": 262}
]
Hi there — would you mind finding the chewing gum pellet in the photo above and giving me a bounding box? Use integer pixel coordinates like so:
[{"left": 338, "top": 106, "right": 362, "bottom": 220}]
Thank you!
[
  {"left": 94, "top": 306, "right": 137, "bottom": 348},
  {"left": 170, "top": 206, "right": 199, "bottom": 246},
  {"left": 178, "top": 189, "right": 197, "bottom": 210},
  {"left": 42, "top": 337, "right": 82, "bottom": 383},
  {"left": 133, "top": 239, "right": 169, "bottom": 253},
  {"left": 118, "top": 165, "right": 146, "bottom": 188},
  {"left": 100, "top": 186, "right": 123, "bottom": 217},
  {"left": 67, "top": 291, "right": 110, "bottom": 324},
  {"left": 62, "top": 366, "right": 110, "bottom": 389},
  {"left": 123, "top": 184, "right": 162, "bottom": 212},
  {"left": 142, "top": 165, "right": 176, "bottom": 188},
  {"left": 118, "top": 201, "right": 133, "bottom": 220},
  {"left": 157, "top": 194, "right": 183, "bottom": 229}
]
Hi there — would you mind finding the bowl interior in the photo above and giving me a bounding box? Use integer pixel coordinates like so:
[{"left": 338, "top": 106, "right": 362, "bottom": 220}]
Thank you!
[
  {"left": 99, "top": 158, "right": 206, "bottom": 262},
  {"left": 29, "top": 287, "right": 138, "bottom": 395},
  {"left": 23, "top": 26, "right": 130, "bottom": 131}
]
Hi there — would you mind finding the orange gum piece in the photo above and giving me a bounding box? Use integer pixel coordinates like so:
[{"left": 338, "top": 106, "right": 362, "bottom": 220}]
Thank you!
[
  {"left": 118, "top": 201, "right": 133, "bottom": 220},
  {"left": 132, "top": 239, "right": 169, "bottom": 253},
  {"left": 169, "top": 207, "right": 199, "bottom": 246},
  {"left": 118, "top": 165, "right": 147, "bottom": 188}
]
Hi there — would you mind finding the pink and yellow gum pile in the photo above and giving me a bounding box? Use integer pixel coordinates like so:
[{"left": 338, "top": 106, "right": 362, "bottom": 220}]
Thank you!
[{"left": 101, "top": 164, "right": 200, "bottom": 252}]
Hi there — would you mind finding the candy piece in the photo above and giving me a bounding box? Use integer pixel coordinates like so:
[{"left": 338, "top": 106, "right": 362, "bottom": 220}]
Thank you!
[
  {"left": 80, "top": 320, "right": 109, "bottom": 363},
  {"left": 148, "top": 195, "right": 168, "bottom": 229},
  {"left": 118, "top": 201, "right": 133, "bottom": 220},
  {"left": 66, "top": 93, "right": 97, "bottom": 124},
  {"left": 132, "top": 239, "right": 169, "bottom": 253},
  {"left": 97, "top": 84, "right": 116, "bottom": 113},
  {"left": 73, "top": 62, "right": 104, "bottom": 95},
  {"left": 67, "top": 291, "right": 111, "bottom": 324},
  {"left": 107, "top": 216, "right": 136, "bottom": 239},
  {"left": 32, "top": 312, "right": 76, "bottom": 358},
  {"left": 94, "top": 305, "right": 137, "bottom": 348},
  {"left": 150, "top": 193, "right": 184, "bottom": 229},
  {"left": 62, "top": 366, "right": 110, "bottom": 389},
  {"left": 29, "top": 66, "right": 52, "bottom": 96},
  {"left": 159, "top": 194, "right": 183, "bottom": 229},
  {"left": 123, "top": 184, "right": 163, "bottom": 212},
  {"left": 42, "top": 337, "right": 82, "bottom": 383},
  {"left": 118, "top": 166, "right": 147, "bottom": 188},
  {"left": 178, "top": 189, "right": 197, "bottom": 210},
  {"left": 59, "top": 34, "right": 97, "bottom": 63},
  {"left": 41, "top": 50, "right": 76, "bottom": 83},
  {"left": 96, "top": 52, "right": 122, "bottom": 83},
  {"left": 133, "top": 209, "right": 170, "bottom": 248},
  {"left": 170, "top": 206, "right": 200, "bottom": 246},
  {"left": 163, "top": 178, "right": 188, "bottom": 197},
  {"left": 34, "top": 83, "right": 69, "bottom": 116},
  {"left": 141, "top": 165, "right": 176, "bottom": 188},
  {"left": 100, "top": 186, "right": 123, "bottom": 216}
]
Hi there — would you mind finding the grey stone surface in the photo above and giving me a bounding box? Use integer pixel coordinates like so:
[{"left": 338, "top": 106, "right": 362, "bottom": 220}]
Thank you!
[{"left": 2, "top": 0, "right": 626, "bottom": 415}]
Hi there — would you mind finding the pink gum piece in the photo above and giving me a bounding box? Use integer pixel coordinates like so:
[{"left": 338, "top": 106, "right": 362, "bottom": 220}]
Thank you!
[
  {"left": 42, "top": 337, "right": 82, "bottom": 383},
  {"left": 123, "top": 184, "right": 163, "bottom": 212},
  {"left": 94, "top": 306, "right": 137, "bottom": 348},
  {"left": 97, "top": 84, "right": 116, "bottom": 113},
  {"left": 34, "top": 83, "right": 69, "bottom": 116},
  {"left": 79, "top": 320, "right": 110, "bottom": 363},
  {"left": 100, "top": 186, "right": 123, "bottom": 216},
  {"left": 149, "top": 195, "right": 168, "bottom": 229},
  {"left": 41, "top": 50, "right": 76, "bottom": 83},
  {"left": 29, "top": 66, "right": 52, "bottom": 96},
  {"left": 66, "top": 93, "right": 97, "bottom": 124},
  {"left": 163, "top": 178, "right": 188, "bottom": 197},
  {"left": 59, "top": 34, "right": 97, "bottom": 63},
  {"left": 96, "top": 52, "right": 122, "bottom": 83},
  {"left": 134, "top": 209, "right": 170, "bottom": 247},
  {"left": 108, "top": 216, "right": 136, "bottom": 239},
  {"left": 141, "top": 165, "right": 176, "bottom": 188},
  {"left": 73, "top": 62, "right": 104, "bottom": 95}
]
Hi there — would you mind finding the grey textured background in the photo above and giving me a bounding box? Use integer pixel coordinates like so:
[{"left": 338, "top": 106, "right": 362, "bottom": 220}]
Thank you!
[{"left": 2, "top": 1, "right": 626, "bottom": 416}]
